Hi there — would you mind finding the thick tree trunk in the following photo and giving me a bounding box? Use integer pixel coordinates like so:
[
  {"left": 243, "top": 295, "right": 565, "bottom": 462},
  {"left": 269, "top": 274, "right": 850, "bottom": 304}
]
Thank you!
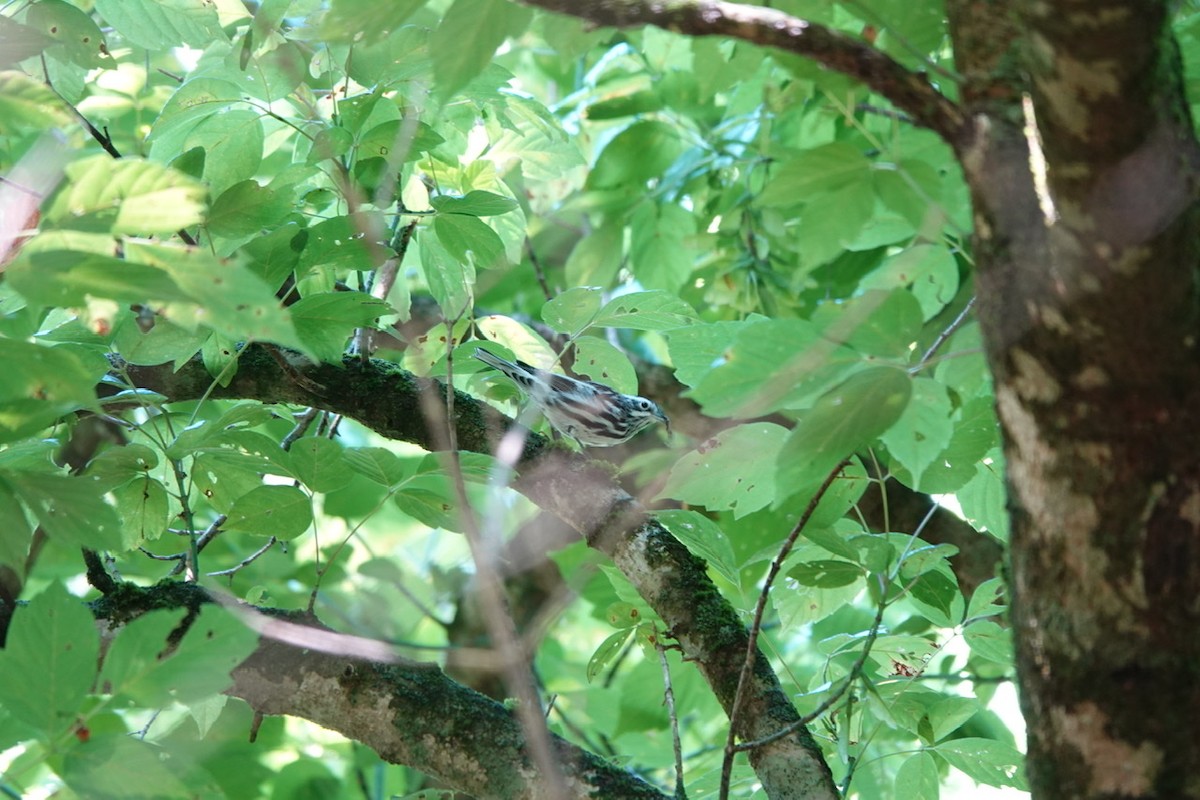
[{"left": 950, "top": 1, "right": 1200, "bottom": 795}]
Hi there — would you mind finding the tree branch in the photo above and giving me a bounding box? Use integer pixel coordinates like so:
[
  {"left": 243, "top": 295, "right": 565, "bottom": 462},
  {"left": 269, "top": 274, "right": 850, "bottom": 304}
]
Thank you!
[
  {"left": 87, "top": 581, "right": 667, "bottom": 800},
  {"left": 107, "top": 346, "right": 838, "bottom": 799},
  {"left": 518, "top": 0, "right": 964, "bottom": 142}
]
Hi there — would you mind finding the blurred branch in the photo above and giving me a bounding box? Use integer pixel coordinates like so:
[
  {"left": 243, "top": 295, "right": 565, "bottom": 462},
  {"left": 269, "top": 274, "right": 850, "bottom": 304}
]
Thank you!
[{"left": 518, "top": 0, "right": 965, "bottom": 142}]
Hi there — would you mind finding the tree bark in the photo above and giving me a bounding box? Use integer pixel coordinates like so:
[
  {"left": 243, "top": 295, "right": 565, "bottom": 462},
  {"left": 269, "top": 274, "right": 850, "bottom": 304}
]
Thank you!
[{"left": 949, "top": 1, "right": 1200, "bottom": 796}]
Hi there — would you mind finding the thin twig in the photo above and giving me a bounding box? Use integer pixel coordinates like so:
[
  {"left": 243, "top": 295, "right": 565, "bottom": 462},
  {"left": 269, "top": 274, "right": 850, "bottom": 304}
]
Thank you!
[
  {"left": 207, "top": 537, "right": 278, "bottom": 577},
  {"left": 656, "top": 637, "right": 688, "bottom": 800},
  {"left": 526, "top": 239, "right": 554, "bottom": 301},
  {"left": 735, "top": 583, "right": 886, "bottom": 753},
  {"left": 718, "top": 458, "right": 850, "bottom": 800},
  {"left": 281, "top": 408, "right": 320, "bottom": 450},
  {"left": 855, "top": 103, "right": 914, "bottom": 125},
  {"left": 913, "top": 296, "right": 976, "bottom": 373},
  {"left": 168, "top": 514, "right": 227, "bottom": 577}
]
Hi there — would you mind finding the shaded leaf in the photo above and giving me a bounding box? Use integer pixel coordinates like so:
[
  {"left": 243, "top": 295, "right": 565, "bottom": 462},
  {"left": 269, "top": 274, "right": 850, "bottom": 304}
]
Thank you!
[{"left": 0, "top": 582, "right": 99, "bottom": 738}]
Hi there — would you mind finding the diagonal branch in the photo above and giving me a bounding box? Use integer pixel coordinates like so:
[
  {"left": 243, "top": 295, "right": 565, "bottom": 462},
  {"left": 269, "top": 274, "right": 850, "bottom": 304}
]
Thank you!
[
  {"left": 107, "top": 346, "right": 838, "bottom": 799},
  {"left": 518, "top": 0, "right": 965, "bottom": 142}
]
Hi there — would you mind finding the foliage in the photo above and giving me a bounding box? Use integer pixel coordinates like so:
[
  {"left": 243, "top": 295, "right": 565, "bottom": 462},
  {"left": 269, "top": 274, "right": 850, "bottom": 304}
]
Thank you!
[{"left": 0, "top": 0, "right": 1037, "bottom": 798}]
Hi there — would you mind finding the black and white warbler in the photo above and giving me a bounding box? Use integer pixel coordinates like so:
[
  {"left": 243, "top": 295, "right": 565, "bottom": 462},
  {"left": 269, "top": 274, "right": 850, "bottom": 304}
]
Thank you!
[{"left": 473, "top": 348, "right": 670, "bottom": 447}]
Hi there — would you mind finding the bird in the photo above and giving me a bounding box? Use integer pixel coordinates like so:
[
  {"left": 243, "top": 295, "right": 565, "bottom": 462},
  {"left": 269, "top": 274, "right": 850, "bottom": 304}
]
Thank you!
[{"left": 473, "top": 347, "right": 670, "bottom": 447}]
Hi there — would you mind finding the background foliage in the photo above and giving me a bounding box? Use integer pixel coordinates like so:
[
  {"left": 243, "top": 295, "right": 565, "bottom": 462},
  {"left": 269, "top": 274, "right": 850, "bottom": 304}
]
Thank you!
[{"left": 0, "top": 0, "right": 1128, "bottom": 796}]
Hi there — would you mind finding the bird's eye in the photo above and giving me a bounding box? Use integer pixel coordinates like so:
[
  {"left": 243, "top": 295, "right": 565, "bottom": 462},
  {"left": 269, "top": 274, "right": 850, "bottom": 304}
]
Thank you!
[{"left": 638, "top": 399, "right": 651, "bottom": 410}]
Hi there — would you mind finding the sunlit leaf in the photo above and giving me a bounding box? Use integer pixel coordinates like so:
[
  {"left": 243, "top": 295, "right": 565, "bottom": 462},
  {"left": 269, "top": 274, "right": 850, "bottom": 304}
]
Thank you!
[
  {"left": 46, "top": 156, "right": 206, "bottom": 235},
  {"left": 776, "top": 366, "right": 913, "bottom": 491}
]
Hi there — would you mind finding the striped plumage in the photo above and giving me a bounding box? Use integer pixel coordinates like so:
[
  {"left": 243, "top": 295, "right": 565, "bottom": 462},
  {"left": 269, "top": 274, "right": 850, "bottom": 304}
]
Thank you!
[{"left": 473, "top": 348, "right": 670, "bottom": 447}]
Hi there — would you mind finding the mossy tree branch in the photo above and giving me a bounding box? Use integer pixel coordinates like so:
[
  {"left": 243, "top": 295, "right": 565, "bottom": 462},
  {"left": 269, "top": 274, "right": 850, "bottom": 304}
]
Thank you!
[
  {"left": 108, "top": 346, "right": 838, "bottom": 799},
  {"left": 86, "top": 581, "right": 667, "bottom": 800}
]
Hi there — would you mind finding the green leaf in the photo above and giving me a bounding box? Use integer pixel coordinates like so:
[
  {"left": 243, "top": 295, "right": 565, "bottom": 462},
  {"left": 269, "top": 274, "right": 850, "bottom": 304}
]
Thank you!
[
  {"left": 907, "top": 567, "right": 964, "bottom": 628},
  {"left": 60, "top": 733, "right": 194, "bottom": 799},
  {"left": 343, "top": 447, "right": 410, "bottom": 486},
  {"left": 593, "top": 291, "right": 697, "bottom": 331},
  {"left": 895, "top": 752, "right": 940, "bottom": 800},
  {"left": 686, "top": 319, "right": 858, "bottom": 418},
  {"left": 604, "top": 602, "right": 643, "bottom": 629},
  {"left": 864, "top": 243, "right": 959, "bottom": 320},
  {"left": 99, "top": 605, "right": 258, "bottom": 706},
  {"left": 223, "top": 485, "right": 313, "bottom": 540},
  {"left": 792, "top": 180, "right": 876, "bottom": 268},
  {"left": 587, "top": 627, "right": 633, "bottom": 683},
  {"left": 128, "top": 243, "right": 307, "bottom": 353},
  {"left": 0, "top": 338, "right": 105, "bottom": 443},
  {"left": 419, "top": 230, "right": 473, "bottom": 317},
  {"left": 0, "top": 582, "right": 99, "bottom": 738},
  {"left": 475, "top": 315, "right": 557, "bottom": 368},
  {"left": 45, "top": 156, "right": 206, "bottom": 235},
  {"left": 776, "top": 366, "right": 912, "bottom": 490},
  {"left": 25, "top": 0, "right": 110, "bottom": 68},
  {"left": 148, "top": 77, "right": 243, "bottom": 155},
  {"left": 112, "top": 315, "right": 207, "bottom": 367},
  {"left": 308, "top": 125, "right": 353, "bottom": 163},
  {"left": 571, "top": 337, "right": 638, "bottom": 395},
  {"left": 935, "top": 738, "right": 1026, "bottom": 790},
  {"left": 899, "top": 543, "right": 960, "bottom": 579},
  {"left": 0, "top": 480, "right": 32, "bottom": 572},
  {"left": 564, "top": 223, "right": 623, "bottom": 287},
  {"left": 758, "top": 142, "right": 872, "bottom": 207},
  {"left": 6, "top": 471, "right": 123, "bottom": 550},
  {"left": 111, "top": 477, "right": 170, "bottom": 547},
  {"left": 816, "top": 289, "right": 924, "bottom": 359},
  {"left": 181, "top": 108, "right": 265, "bottom": 196},
  {"left": 298, "top": 213, "right": 389, "bottom": 275},
  {"left": 958, "top": 453, "right": 1009, "bottom": 539},
  {"left": 432, "top": 0, "right": 531, "bottom": 99},
  {"left": 0, "top": 71, "right": 68, "bottom": 129},
  {"left": 290, "top": 438, "right": 353, "bottom": 493},
  {"left": 902, "top": 396, "right": 998, "bottom": 494},
  {"left": 881, "top": 377, "right": 954, "bottom": 486},
  {"left": 93, "top": 0, "right": 224, "bottom": 49},
  {"left": 966, "top": 577, "right": 1007, "bottom": 621},
  {"left": 774, "top": 575, "right": 861, "bottom": 628},
  {"left": 430, "top": 190, "right": 519, "bottom": 217},
  {"left": 788, "top": 559, "right": 863, "bottom": 589},
  {"left": 629, "top": 201, "right": 697, "bottom": 293},
  {"left": 324, "top": 0, "right": 426, "bottom": 43},
  {"left": 588, "top": 120, "right": 684, "bottom": 188},
  {"left": 928, "top": 696, "right": 980, "bottom": 742},
  {"left": 207, "top": 180, "right": 292, "bottom": 237},
  {"left": 963, "top": 620, "right": 1014, "bottom": 664},
  {"left": 660, "top": 423, "right": 789, "bottom": 518},
  {"left": 542, "top": 287, "right": 603, "bottom": 334},
  {"left": 8, "top": 250, "right": 190, "bottom": 308},
  {"left": 434, "top": 213, "right": 508, "bottom": 269},
  {"left": 290, "top": 292, "right": 390, "bottom": 363},
  {"left": 655, "top": 510, "right": 740, "bottom": 587},
  {"left": 664, "top": 319, "right": 749, "bottom": 388},
  {"left": 874, "top": 158, "right": 947, "bottom": 237}
]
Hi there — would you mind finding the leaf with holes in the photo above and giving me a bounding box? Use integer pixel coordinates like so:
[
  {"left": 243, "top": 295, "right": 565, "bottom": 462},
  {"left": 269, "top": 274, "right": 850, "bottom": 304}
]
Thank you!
[{"left": 659, "top": 423, "right": 788, "bottom": 518}]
